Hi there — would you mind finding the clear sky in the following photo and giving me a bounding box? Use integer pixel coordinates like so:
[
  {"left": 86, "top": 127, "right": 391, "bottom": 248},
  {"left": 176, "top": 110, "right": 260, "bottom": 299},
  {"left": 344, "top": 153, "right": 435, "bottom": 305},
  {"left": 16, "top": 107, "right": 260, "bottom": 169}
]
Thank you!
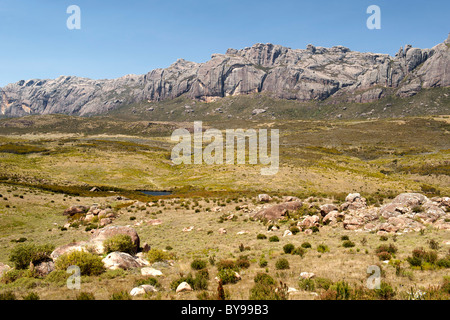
[{"left": 0, "top": 0, "right": 448, "bottom": 86}]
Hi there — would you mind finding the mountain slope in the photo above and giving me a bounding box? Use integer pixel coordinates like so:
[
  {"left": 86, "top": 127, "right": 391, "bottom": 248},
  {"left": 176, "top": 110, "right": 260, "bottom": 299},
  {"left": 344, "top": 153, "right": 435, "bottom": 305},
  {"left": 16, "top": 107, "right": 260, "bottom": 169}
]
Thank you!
[{"left": 0, "top": 34, "right": 449, "bottom": 118}]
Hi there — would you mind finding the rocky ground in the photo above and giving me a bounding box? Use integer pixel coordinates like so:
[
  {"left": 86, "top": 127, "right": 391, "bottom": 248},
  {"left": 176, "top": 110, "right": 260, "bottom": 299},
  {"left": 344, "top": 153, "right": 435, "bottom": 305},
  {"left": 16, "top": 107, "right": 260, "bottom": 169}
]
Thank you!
[{"left": 1, "top": 191, "right": 448, "bottom": 300}]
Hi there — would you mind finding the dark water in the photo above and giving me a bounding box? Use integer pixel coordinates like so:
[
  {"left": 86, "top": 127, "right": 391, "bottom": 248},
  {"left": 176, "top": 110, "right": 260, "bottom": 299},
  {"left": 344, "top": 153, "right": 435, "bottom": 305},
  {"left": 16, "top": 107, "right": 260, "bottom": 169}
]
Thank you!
[{"left": 139, "top": 190, "right": 172, "bottom": 196}]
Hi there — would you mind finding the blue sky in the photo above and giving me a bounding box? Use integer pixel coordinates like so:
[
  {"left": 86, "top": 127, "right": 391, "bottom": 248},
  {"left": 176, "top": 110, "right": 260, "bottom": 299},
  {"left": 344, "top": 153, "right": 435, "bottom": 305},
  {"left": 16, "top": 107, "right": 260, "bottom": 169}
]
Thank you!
[{"left": 0, "top": 0, "right": 448, "bottom": 86}]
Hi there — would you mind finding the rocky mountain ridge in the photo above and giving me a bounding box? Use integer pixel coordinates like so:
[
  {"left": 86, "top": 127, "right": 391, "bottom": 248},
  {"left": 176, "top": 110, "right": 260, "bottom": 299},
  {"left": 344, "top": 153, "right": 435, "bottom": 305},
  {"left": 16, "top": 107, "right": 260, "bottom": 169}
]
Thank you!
[{"left": 1, "top": 34, "right": 449, "bottom": 117}]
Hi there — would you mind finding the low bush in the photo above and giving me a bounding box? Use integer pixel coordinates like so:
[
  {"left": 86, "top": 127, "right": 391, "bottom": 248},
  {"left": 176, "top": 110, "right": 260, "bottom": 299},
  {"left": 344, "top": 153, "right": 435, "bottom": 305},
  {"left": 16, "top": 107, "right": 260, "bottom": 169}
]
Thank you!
[
  {"left": 317, "top": 244, "right": 329, "bottom": 253},
  {"left": 249, "top": 282, "right": 288, "bottom": 300},
  {"left": 103, "top": 234, "right": 136, "bottom": 255},
  {"left": 377, "top": 251, "right": 392, "bottom": 261},
  {"left": 76, "top": 292, "right": 95, "bottom": 300},
  {"left": 236, "top": 257, "right": 250, "bottom": 269},
  {"left": 0, "top": 291, "right": 16, "bottom": 300},
  {"left": 256, "top": 234, "right": 267, "bottom": 240},
  {"left": 275, "top": 258, "right": 290, "bottom": 270},
  {"left": 268, "top": 236, "right": 279, "bottom": 242},
  {"left": 146, "top": 248, "right": 174, "bottom": 263},
  {"left": 216, "top": 260, "right": 236, "bottom": 271},
  {"left": 283, "top": 244, "right": 295, "bottom": 254},
  {"left": 9, "top": 243, "right": 55, "bottom": 269},
  {"left": 22, "top": 292, "right": 40, "bottom": 300},
  {"left": 301, "top": 242, "right": 312, "bottom": 249},
  {"left": 298, "top": 278, "right": 315, "bottom": 291},
  {"left": 292, "top": 247, "right": 306, "bottom": 257},
  {"left": 254, "top": 273, "right": 276, "bottom": 286},
  {"left": 55, "top": 251, "right": 105, "bottom": 276},
  {"left": 110, "top": 291, "right": 132, "bottom": 300},
  {"left": 342, "top": 240, "right": 355, "bottom": 248},
  {"left": 191, "top": 259, "right": 207, "bottom": 271},
  {"left": 218, "top": 268, "right": 239, "bottom": 285}
]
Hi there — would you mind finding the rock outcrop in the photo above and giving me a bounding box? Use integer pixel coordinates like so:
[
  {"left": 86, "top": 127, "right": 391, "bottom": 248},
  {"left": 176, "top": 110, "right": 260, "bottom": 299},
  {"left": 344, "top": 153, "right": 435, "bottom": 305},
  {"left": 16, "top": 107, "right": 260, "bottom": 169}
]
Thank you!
[
  {"left": 252, "top": 201, "right": 303, "bottom": 221},
  {"left": 1, "top": 35, "right": 449, "bottom": 117}
]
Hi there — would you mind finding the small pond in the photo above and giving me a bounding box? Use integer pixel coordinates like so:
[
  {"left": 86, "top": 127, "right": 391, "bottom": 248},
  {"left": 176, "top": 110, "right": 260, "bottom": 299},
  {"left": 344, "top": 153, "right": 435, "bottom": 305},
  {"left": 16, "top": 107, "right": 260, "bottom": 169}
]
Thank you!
[{"left": 138, "top": 190, "right": 172, "bottom": 196}]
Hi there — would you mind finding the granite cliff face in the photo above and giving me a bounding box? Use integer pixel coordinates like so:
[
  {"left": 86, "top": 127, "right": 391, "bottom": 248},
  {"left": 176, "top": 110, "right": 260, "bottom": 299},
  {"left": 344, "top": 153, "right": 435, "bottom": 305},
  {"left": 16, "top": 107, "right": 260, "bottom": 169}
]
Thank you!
[{"left": 1, "top": 34, "right": 449, "bottom": 117}]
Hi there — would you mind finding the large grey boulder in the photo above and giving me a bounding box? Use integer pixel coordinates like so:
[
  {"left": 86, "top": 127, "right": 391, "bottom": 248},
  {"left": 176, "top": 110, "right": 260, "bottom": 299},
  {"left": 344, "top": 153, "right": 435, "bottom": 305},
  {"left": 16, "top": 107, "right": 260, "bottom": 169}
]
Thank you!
[{"left": 89, "top": 225, "right": 140, "bottom": 254}]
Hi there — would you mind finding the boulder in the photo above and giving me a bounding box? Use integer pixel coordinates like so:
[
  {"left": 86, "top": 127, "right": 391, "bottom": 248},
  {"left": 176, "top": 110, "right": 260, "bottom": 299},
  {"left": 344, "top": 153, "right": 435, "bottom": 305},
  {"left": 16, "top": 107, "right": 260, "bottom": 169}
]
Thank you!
[
  {"left": 283, "top": 230, "right": 293, "bottom": 237},
  {"left": 343, "top": 216, "right": 364, "bottom": 230},
  {"left": 176, "top": 282, "right": 193, "bottom": 293},
  {"left": 34, "top": 260, "right": 55, "bottom": 277},
  {"left": 0, "top": 263, "right": 11, "bottom": 277},
  {"left": 252, "top": 201, "right": 303, "bottom": 221},
  {"left": 50, "top": 242, "right": 89, "bottom": 260},
  {"left": 258, "top": 194, "right": 272, "bottom": 202},
  {"left": 99, "top": 218, "right": 112, "bottom": 227},
  {"left": 141, "top": 267, "right": 163, "bottom": 277},
  {"left": 89, "top": 225, "right": 140, "bottom": 254},
  {"left": 340, "top": 193, "right": 367, "bottom": 211},
  {"left": 147, "top": 219, "right": 162, "bottom": 226},
  {"left": 298, "top": 215, "right": 320, "bottom": 228},
  {"left": 319, "top": 204, "right": 338, "bottom": 216},
  {"left": 283, "top": 196, "right": 300, "bottom": 202},
  {"left": 63, "top": 205, "right": 89, "bottom": 216},
  {"left": 130, "top": 285, "right": 157, "bottom": 296},
  {"left": 102, "top": 252, "right": 144, "bottom": 270},
  {"left": 218, "top": 228, "right": 227, "bottom": 235},
  {"left": 323, "top": 210, "right": 344, "bottom": 225},
  {"left": 183, "top": 226, "right": 194, "bottom": 232},
  {"left": 300, "top": 272, "right": 315, "bottom": 280}
]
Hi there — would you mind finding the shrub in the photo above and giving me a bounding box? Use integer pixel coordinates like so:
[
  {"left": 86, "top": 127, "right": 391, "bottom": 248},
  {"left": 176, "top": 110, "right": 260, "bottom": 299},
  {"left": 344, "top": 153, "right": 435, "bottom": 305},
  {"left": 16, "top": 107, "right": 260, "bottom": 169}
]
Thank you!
[
  {"left": 289, "top": 226, "right": 300, "bottom": 235},
  {"left": 254, "top": 273, "right": 276, "bottom": 286},
  {"left": 275, "top": 258, "right": 290, "bottom": 270},
  {"left": 315, "top": 277, "right": 334, "bottom": 290},
  {"left": 437, "top": 256, "right": 450, "bottom": 268},
  {"left": 1, "top": 269, "right": 24, "bottom": 284},
  {"left": 76, "top": 292, "right": 95, "bottom": 300},
  {"left": 428, "top": 239, "right": 440, "bottom": 251},
  {"left": 292, "top": 247, "right": 306, "bottom": 257},
  {"left": 407, "top": 248, "right": 439, "bottom": 267},
  {"left": 333, "top": 281, "right": 351, "bottom": 300},
  {"left": 375, "top": 282, "right": 396, "bottom": 300},
  {"left": 23, "top": 292, "right": 40, "bottom": 300},
  {"left": 268, "top": 236, "right": 279, "bottom": 242},
  {"left": 375, "top": 244, "right": 397, "bottom": 255},
  {"left": 259, "top": 258, "right": 268, "bottom": 268},
  {"left": 0, "top": 291, "right": 16, "bottom": 300},
  {"left": 103, "top": 234, "right": 135, "bottom": 255},
  {"left": 377, "top": 251, "right": 392, "bottom": 261},
  {"left": 45, "top": 270, "right": 69, "bottom": 285},
  {"left": 317, "top": 244, "right": 329, "bottom": 253},
  {"left": 170, "top": 274, "right": 194, "bottom": 291},
  {"left": 342, "top": 240, "right": 355, "bottom": 248},
  {"left": 146, "top": 248, "right": 174, "bottom": 263},
  {"left": 55, "top": 251, "right": 105, "bottom": 276},
  {"left": 110, "top": 291, "right": 132, "bottom": 300},
  {"left": 191, "top": 259, "right": 207, "bottom": 270},
  {"left": 340, "top": 235, "right": 349, "bottom": 241},
  {"left": 9, "top": 243, "right": 55, "bottom": 269},
  {"left": 310, "top": 226, "right": 320, "bottom": 233},
  {"left": 216, "top": 260, "right": 236, "bottom": 271},
  {"left": 301, "top": 242, "right": 312, "bottom": 249},
  {"left": 298, "top": 278, "right": 315, "bottom": 291},
  {"left": 256, "top": 234, "right": 267, "bottom": 240},
  {"left": 249, "top": 282, "right": 288, "bottom": 300},
  {"left": 236, "top": 257, "right": 250, "bottom": 269},
  {"left": 135, "top": 276, "right": 160, "bottom": 288},
  {"left": 283, "top": 244, "right": 295, "bottom": 254},
  {"left": 218, "top": 269, "right": 239, "bottom": 284}
]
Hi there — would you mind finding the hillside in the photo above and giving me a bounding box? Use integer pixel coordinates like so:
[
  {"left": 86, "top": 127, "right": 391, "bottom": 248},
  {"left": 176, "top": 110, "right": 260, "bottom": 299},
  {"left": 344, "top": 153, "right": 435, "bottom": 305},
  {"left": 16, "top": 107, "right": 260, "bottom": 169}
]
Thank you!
[{"left": 0, "top": 34, "right": 449, "bottom": 119}]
